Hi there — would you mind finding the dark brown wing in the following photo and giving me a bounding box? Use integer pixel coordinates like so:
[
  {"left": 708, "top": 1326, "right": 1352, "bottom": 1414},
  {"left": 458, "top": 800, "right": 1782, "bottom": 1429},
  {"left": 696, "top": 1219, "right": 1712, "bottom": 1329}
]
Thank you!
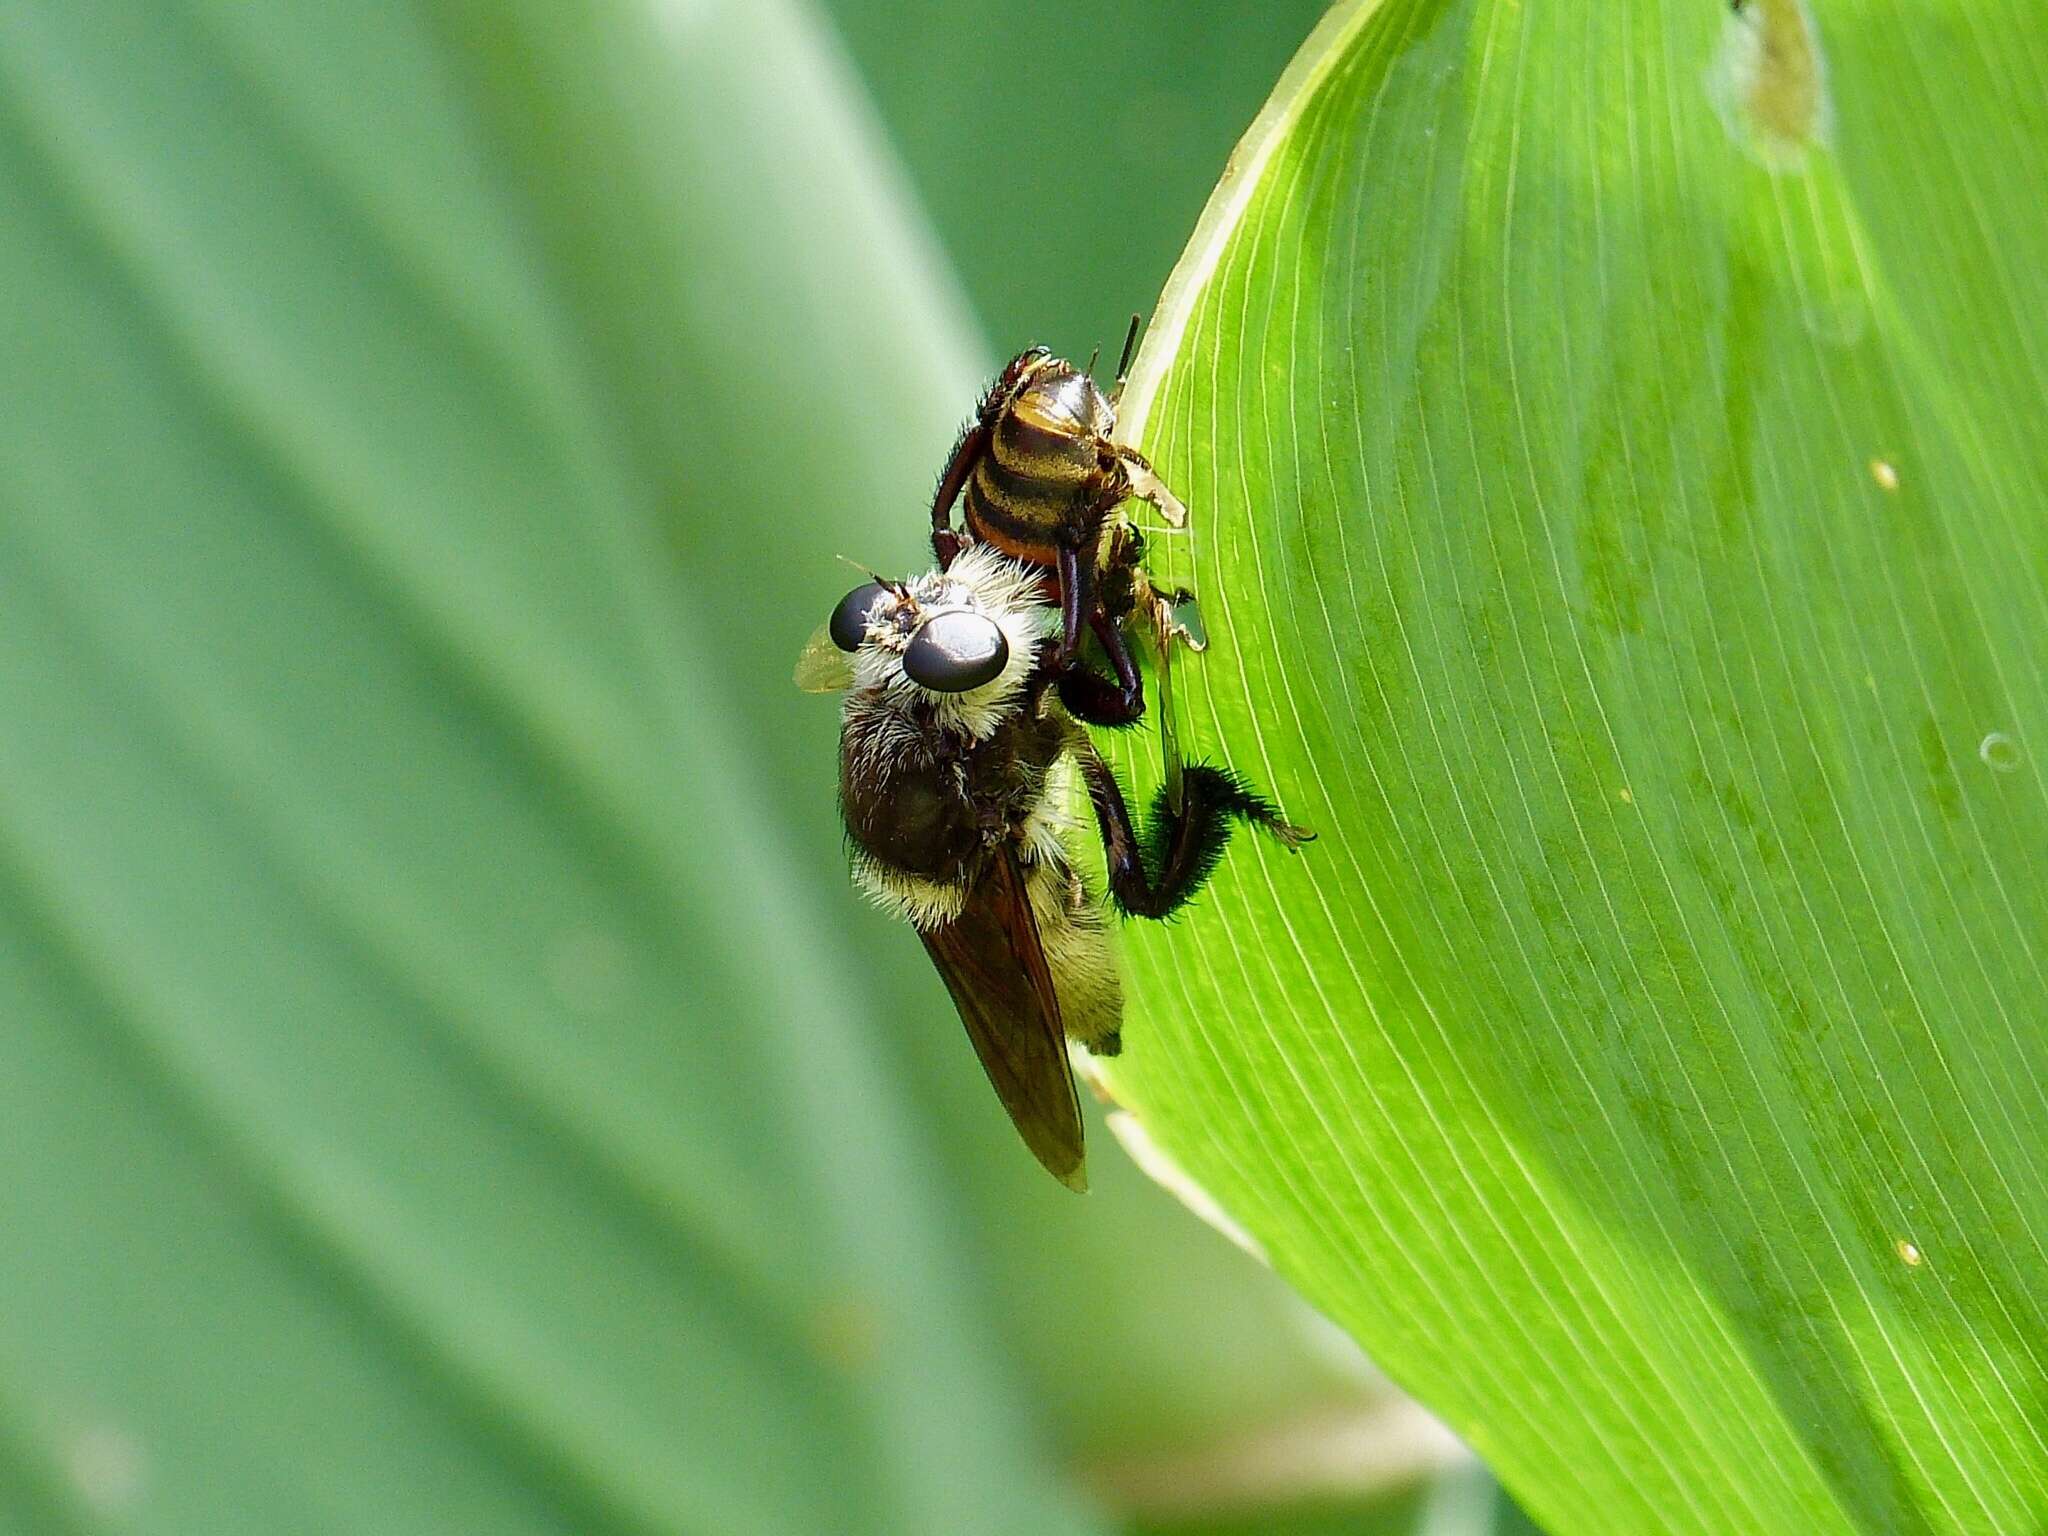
[{"left": 918, "top": 848, "right": 1087, "bottom": 1191}]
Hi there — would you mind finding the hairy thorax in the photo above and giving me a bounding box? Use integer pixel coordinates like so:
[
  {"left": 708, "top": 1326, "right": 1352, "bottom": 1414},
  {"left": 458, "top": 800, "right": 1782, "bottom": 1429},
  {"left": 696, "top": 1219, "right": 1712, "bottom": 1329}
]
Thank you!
[{"left": 839, "top": 690, "right": 1070, "bottom": 887}]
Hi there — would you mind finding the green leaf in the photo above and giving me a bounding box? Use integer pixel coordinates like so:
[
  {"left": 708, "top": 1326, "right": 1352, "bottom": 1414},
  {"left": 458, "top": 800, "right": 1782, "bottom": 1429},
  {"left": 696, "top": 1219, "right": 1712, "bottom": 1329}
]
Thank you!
[
  {"left": 812, "top": 0, "right": 1410, "bottom": 1465},
  {"left": 417, "top": 0, "right": 1393, "bottom": 1476},
  {"left": 0, "top": 1, "right": 1107, "bottom": 1530},
  {"left": 1106, "top": 1, "right": 2048, "bottom": 1533}
]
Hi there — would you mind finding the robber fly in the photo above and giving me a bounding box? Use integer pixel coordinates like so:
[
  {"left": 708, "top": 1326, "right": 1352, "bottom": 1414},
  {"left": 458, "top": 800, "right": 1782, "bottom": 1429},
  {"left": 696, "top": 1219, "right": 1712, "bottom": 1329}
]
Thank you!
[
  {"left": 931, "top": 317, "right": 1189, "bottom": 731},
  {"left": 796, "top": 543, "right": 1308, "bottom": 1189}
]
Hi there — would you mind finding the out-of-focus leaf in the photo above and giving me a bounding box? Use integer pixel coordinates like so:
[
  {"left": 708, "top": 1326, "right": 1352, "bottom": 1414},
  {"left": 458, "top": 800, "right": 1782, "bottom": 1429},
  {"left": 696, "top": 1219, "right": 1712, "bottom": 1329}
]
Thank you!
[
  {"left": 1122, "top": 1458, "right": 1545, "bottom": 1536},
  {"left": 432, "top": 0, "right": 1393, "bottom": 1467},
  {"left": 1107, "top": 0, "right": 2048, "bottom": 1532},
  {"left": 0, "top": 0, "right": 1104, "bottom": 1530}
]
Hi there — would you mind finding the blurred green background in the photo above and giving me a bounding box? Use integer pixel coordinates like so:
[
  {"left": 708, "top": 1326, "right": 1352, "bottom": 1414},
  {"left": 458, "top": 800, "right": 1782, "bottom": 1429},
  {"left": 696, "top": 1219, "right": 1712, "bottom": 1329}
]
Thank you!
[
  {"left": 823, "top": 0, "right": 1322, "bottom": 360},
  {"left": 0, "top": 0, "right": 1538, "bottom": 1531}
]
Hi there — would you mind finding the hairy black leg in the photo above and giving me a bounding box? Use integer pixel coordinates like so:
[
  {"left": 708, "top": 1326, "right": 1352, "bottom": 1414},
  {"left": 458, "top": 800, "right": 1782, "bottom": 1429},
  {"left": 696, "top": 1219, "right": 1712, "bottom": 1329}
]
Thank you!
[
  {"left": 1077, "top": 750, "right": 1310, "bottom": 920},
  {"left": 1056, "top": 611, "right": 1144, "bottom": 727}
]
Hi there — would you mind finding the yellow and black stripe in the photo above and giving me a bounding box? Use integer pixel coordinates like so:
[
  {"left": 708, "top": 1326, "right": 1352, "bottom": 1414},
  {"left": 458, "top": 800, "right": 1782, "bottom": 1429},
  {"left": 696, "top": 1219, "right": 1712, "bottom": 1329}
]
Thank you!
[{"left": 962, "top": 358, "right": 1118, "bottom": 563}]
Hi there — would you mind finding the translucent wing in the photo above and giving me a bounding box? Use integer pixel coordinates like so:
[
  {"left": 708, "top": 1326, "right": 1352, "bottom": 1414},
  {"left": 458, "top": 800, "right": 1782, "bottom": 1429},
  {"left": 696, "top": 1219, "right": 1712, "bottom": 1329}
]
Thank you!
[
  {"left": 1146, "top": 588, "right": 1209, "bottom": 814},
  {"left": 918, "top": 848, "right": 1087, "bottom": 1191},
  {"left": 793, "top": 622, "right": 856, "bottom": 693},
  {"left": 1123, "top": 456, "right": 1188, "bottom": 528}
]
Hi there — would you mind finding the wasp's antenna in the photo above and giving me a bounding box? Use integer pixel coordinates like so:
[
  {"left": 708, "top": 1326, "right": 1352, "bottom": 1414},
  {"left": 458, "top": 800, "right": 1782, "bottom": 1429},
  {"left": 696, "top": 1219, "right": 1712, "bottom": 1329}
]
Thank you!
[
  {"left": 1113, "top": 312, "right": 1143, "bottom": 394},
  {"left": 1084, "top": 341, "right": 1102, "bottom": 378}
]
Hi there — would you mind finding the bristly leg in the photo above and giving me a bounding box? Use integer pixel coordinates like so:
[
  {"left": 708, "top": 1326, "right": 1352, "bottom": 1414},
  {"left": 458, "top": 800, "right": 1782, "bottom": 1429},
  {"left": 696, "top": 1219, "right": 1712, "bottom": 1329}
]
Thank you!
[
  {"left": 930, "top": 414, "right": 985, "bottom": 568},
  {"left": 1078, "top": 752, "right": 1311, "bottom": 921},
  {"left": 1055, "top": 610, "right": 1146, "bottom": 727}
]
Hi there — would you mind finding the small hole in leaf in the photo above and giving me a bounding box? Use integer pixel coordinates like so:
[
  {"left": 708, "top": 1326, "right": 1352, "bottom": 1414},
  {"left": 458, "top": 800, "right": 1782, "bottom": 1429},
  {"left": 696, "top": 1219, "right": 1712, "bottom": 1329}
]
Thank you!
[{"left": 1979, "top": 733, "right": 2021, "bottom": 773}]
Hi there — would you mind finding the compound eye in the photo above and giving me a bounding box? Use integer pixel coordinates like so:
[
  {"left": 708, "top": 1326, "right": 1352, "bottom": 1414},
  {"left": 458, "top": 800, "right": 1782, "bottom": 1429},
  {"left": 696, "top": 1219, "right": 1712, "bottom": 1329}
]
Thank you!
[
  {"left": 829, "top": 582, "right": 890, "bottom": 652},
  {"left": 904, "top": 610, "right": 1009, "bottom": 693}
]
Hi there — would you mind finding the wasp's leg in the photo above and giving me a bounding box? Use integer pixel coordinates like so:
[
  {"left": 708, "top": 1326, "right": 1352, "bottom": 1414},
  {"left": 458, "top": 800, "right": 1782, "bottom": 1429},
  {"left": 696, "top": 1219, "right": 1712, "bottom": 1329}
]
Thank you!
[
  {"left": 1147, "top": 584, "right": 1208, "bottom": 653},
  {"left": 1076, "top": 749, "right": 1311, "bottom": 921},
  {"left": 1142, "top": 588, "right": 1187, "bottom": 813},
  {"left": 930, "top": 417, "right": 986, "bottom": 567}
]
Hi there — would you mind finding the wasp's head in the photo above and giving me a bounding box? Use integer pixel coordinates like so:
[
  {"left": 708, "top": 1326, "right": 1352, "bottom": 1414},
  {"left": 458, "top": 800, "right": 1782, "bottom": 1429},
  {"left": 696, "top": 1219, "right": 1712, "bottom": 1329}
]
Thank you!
[{"left": 828, "top": 543, "right": 1053, "bottom": 738}]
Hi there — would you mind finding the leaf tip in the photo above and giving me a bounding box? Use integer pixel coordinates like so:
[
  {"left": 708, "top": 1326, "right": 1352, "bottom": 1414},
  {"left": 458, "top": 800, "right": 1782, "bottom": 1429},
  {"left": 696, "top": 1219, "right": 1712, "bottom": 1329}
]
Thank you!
[{"left": 1105, "top": 1110, "right": 1270, "bottom": 1267}]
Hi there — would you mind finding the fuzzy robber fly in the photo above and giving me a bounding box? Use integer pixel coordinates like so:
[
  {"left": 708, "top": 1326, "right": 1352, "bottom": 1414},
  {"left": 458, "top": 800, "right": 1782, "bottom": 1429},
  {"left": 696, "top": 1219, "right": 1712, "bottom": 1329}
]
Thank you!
[{"left": 797, "top": 543, "right": 1308, "bottom": 1188}]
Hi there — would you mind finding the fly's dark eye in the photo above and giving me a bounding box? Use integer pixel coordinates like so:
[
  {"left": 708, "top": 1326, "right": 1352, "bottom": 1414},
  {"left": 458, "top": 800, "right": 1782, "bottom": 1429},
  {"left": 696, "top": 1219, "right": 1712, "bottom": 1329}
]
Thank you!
[
  {"left": 903, "top": 610, "right": 1009, "bottom": 693},
  {"left": 829, "top": 582, "right": 890, "bottom": 652}
]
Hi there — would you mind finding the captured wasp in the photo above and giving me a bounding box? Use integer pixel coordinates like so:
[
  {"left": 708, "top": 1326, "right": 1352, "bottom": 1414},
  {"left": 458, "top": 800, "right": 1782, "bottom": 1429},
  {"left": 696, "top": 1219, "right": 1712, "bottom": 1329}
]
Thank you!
[
  {"left": 931, "top": 317, "right": 1190, "bottom": 731},
  {"left": 797, "top": 544, "right": 1309, "bottom": 1189}
]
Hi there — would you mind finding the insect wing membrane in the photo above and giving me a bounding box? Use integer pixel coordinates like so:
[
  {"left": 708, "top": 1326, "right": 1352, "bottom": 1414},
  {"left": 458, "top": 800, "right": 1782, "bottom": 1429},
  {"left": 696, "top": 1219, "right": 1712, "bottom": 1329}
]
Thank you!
[
  {"left": 918, "top": 849, "right": 1087, "bottom": 1191},
  {"left": 793, "top": 623, "right": 856, "bottom": 693},
  {"left": 1151, "top": 598, "right": 1186, "bottom": 814}
]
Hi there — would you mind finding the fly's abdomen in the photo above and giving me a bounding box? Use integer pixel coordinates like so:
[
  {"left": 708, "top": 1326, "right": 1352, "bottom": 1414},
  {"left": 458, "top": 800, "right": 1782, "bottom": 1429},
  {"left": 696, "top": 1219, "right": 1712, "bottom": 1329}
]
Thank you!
[{"left": 963, "top": 362, "right": 1117, "bottom": 559}]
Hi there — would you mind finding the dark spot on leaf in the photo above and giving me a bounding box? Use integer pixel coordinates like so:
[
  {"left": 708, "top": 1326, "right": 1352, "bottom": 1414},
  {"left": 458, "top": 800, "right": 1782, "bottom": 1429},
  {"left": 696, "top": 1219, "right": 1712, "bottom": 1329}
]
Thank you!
[{"left": 1917, "top": 715, "right": 1961, "bottom": 821}]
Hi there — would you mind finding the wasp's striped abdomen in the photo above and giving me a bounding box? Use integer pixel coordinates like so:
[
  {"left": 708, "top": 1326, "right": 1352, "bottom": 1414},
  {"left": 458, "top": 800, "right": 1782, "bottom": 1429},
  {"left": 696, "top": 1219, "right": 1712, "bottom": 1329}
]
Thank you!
[
  {"left": 962, "top": 357, "right": 1121, "bottom": 563},
  {"left": 931, "top": 340, "right": 1188, "bottom": 704}
]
